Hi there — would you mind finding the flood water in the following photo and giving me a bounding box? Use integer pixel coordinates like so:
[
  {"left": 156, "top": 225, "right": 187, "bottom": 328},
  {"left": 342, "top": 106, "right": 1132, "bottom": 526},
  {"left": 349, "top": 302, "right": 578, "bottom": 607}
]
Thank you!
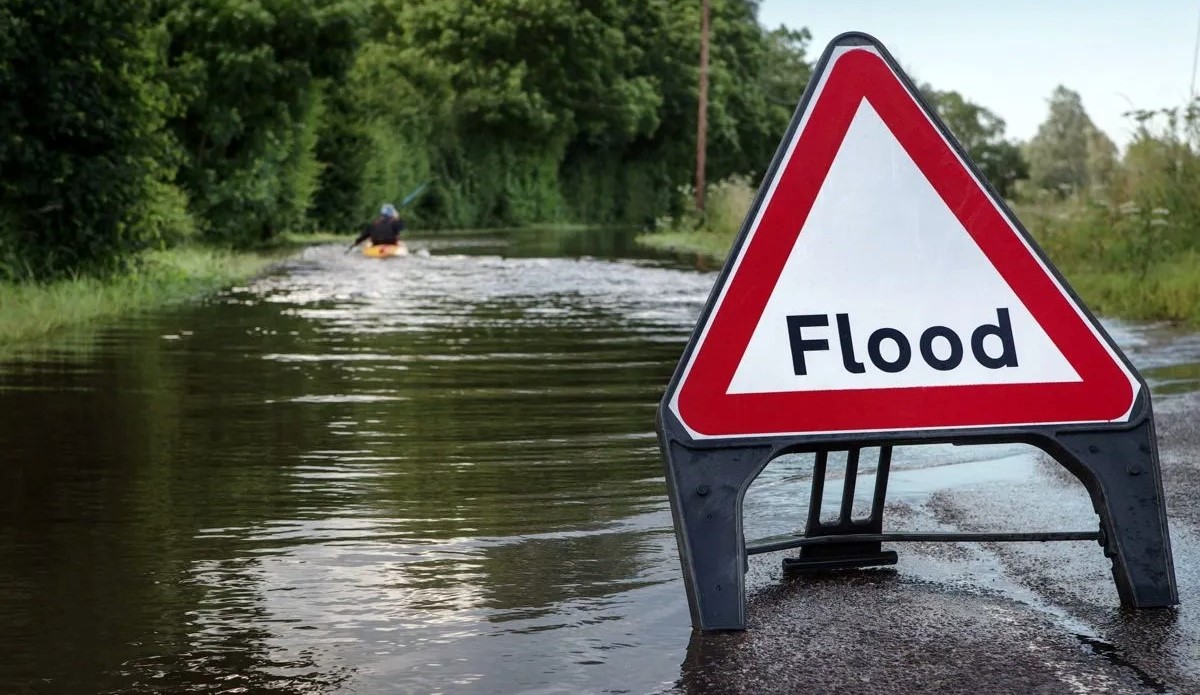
[{"left": 1, "top": 227, "right": 1199, "bottom": 694}]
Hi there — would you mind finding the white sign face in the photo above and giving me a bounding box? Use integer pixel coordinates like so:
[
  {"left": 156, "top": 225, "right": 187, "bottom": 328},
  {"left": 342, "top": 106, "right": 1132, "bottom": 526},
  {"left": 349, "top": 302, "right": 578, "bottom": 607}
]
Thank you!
[{"left": 726, "top": 100, "right": 1080, "bottom": 395}]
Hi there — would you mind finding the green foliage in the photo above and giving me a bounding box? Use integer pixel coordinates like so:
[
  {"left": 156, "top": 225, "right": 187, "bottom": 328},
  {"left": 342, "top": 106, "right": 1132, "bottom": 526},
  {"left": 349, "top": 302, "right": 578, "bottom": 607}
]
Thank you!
[
  {"left": 304, "top": 0, "right": 816, "bottom": 233},
  {"left": 0, "top": 0, "right": 184, "bottom": 280},
  {"left": 646, "top": 173, "right": 757, "bottom": 259},
  {"left": 761, "top": 26, "right": 814, "bottom": 119},
  {"left": 921, "top": 85, "right": 1027, "bottom": 197},
  {"left": 559, "top": 147, "right": 676, "bottom": 226},
  {"left": 276, "top": 88, "right": 328, "bottom": 234},
  {"left": 379, "top": 0, "right": 670, "bottom": 228},
  {"left": 162, "top": 0, "right": 363, "bottom": 245},
  {"left": 2, "top": 0, "right": 820, "bottom": 277},
  {"left": 1023, "top": 86, "right": 1116, "bottom": 196},
  {"left": 407, "top": 0, "right": 663, "bottom": 142},
  {"left": 310, "top": 77, "right": 374, "bottom": 232},
  {"left": 1012, "top": 94, "right": 1200, "bottom": 327},
  {"left": 1109, "top": 102, "right": 1200, "bottom": 256},
  {"left": 704, "top": 4, "right": 809, "bottom": 178},
  {"left": 1039, "top": 250, "right": 1200, "bottom": 326},
  {"left": 1016, "top": 195, "right": 1171, "bottom": 277},
  {"left": 351, "top": 35, "right": 440, "bottom": 223}
]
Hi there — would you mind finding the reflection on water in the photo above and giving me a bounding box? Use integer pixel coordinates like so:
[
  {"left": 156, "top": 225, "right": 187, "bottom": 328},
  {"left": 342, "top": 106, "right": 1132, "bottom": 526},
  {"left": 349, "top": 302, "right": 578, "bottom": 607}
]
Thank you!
[{"left": 1, "top": 227, "right": 1198, "bottom": 693}]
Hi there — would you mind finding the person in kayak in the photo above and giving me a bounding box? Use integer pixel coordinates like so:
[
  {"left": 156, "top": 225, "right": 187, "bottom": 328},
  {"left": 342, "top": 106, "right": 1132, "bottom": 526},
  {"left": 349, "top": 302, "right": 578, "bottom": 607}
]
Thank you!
[{"left": 353, "top": 203, "right": 406, "bottom": 247}]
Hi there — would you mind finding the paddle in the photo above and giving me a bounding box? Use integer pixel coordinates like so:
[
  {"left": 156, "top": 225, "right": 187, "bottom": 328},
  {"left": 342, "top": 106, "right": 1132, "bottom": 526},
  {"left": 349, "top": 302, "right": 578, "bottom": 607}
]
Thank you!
[
  {"left": 398, "top": 182, "right": 428, "bottom": 208},
  {"left": 346, "top": 182, "right": 430, "bottom": 253}
]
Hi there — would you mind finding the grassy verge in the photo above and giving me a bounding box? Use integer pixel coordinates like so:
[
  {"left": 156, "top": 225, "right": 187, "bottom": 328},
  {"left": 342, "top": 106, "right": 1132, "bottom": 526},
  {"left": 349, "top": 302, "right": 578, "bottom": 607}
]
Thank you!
[
  {"left": 1, "top": 236, "right": 338, "bottom": 347},
  {"left": 1052, "top": 252, "right": 1200, "bottom": 326},
  {"left": 635, "top": 175, "right": 753, "bottom": 263},
  {"left": 635, "top": 230, "right": 735, "bottom": 263},
  {"left": 269, "top": 231, "right": 349, "bottom": 248}
]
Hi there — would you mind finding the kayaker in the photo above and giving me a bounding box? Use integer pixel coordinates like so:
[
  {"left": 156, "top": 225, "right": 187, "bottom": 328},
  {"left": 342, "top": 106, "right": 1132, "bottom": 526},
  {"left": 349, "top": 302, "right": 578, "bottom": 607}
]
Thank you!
[{"left": 353, "top": 203, "right": 406, "bottom": 247}]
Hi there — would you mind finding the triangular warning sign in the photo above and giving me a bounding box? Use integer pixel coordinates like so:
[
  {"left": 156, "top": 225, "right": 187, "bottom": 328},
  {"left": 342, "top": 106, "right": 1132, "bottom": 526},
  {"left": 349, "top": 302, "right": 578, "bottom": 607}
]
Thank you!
[{"left": 666, "top": 34, "right": 1140, "bottom": 441}]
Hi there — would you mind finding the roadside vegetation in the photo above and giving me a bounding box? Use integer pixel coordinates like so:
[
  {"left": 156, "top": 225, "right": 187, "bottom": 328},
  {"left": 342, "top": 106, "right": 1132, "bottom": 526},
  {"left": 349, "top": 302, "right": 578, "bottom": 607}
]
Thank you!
[
  {"left": 4, "top": 1, "right": 1197, "bottom": 341},
  {"left": 0, "top": 248, "right": 264, "bottom": 345},
  {"left": 0, "top": 0, "right": 813, "bottom": 285},
  {"left": 0, "top": 242, "right": 329, "bottom": 346},
  {"left": 0, "top": 230, "right": 349, "bottom": 346},
  {"left": 1, "top": 0, "right": 817, "bottom": 342}
]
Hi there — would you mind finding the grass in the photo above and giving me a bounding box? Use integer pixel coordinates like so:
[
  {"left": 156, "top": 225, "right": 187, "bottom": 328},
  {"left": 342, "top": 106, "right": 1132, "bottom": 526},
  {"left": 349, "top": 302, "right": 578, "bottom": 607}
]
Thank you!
[
  {"left": 1012, "top": 196, "right": 1200, "bottom": 327},
  {"left": 0, "top": 236, "right": 339, "bottom": 347},
  {"left": 270, "top": 230, "right": 349, "bottom": 248},
  {"left": 0, "top": 226, "right": 577, "bottom": 351},
  {"left": 1053, "top": 251, "right": 1200, "bottom": 326},
  {"left": 636, "top": 230, "right": 736, "bottom": 262}
]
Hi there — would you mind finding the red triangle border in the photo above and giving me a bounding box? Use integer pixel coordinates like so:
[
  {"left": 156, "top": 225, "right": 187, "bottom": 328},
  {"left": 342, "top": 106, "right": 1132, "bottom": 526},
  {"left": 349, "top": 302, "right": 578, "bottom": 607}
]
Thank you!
[{"left": 673, "top": 47, "right": 1136, "bottom": 439}]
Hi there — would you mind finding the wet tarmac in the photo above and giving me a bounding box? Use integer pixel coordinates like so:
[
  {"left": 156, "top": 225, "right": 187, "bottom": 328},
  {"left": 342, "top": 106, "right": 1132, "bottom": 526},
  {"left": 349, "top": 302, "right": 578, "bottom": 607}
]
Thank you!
[{"left": 671, "top": 389, "right": 1200, "bottom": 694}]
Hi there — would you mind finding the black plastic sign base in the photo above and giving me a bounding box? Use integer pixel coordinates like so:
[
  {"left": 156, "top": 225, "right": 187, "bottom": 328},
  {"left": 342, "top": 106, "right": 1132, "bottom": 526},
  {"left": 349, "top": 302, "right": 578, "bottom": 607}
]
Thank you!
[
  {"left": 654, "top": 31, "right": 1178, "bottom": 632},
  {"left": 657, "top": 398, "right": 1176, "bottom": 631}
]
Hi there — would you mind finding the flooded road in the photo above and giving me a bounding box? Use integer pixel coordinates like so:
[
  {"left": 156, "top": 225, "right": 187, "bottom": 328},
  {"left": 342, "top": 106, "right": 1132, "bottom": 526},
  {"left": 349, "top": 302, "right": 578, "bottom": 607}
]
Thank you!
[{"left": 2, "top": 227, "right": 1200, "bottom": 693}]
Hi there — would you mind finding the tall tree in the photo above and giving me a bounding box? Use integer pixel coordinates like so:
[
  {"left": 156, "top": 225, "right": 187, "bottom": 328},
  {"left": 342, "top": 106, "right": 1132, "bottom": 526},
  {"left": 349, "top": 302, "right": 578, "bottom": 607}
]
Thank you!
[
  {"left": 761, "top": 26, "right": 813, "bottom": 118},
  {"left": 163, "top": 0, "right": 363, "bottom": 244},
  {"left": 0, "top": 0, "right": 180, "bottom": 279},
  {"left": 920, "top": 85, "right": 1028, "bottom": 197},
  {"left": 0, "top": 0, "right": 820, "bottom": 273},
  {"left": 1024, "top": 86, "right": 1117, "bottom": 195}
]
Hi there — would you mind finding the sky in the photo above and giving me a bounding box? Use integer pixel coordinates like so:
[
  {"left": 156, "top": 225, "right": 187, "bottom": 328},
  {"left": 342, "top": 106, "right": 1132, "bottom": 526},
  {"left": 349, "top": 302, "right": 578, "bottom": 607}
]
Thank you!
[{"left": 757, "top": 0, "right": 1200, "bottom": 151}]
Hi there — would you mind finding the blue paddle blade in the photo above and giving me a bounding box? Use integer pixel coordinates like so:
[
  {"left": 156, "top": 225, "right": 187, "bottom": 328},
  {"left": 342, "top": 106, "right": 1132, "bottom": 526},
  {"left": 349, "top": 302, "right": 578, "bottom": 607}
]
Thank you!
[{"left": 400, "top": 182, "right": 428, "bottom": 208}]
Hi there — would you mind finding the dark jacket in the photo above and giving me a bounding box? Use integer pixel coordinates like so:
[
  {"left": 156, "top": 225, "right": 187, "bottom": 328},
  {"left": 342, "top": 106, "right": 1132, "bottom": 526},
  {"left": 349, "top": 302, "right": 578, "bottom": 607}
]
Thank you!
[{"left": 354, "top": 216, "right": 405, "bottom": 246}]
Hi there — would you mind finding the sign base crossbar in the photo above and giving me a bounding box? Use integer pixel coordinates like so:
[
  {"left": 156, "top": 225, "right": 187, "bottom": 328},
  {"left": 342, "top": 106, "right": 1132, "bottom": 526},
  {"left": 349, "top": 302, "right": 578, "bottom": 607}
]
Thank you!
[{"left": 747, "top": 530, "right": 1104, "bottom": 556}]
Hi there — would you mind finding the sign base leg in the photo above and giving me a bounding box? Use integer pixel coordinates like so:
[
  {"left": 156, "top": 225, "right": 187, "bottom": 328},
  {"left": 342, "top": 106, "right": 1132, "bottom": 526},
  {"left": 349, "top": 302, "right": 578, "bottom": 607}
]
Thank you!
[
  {"left": 662, "top": 441, "right": 772, "bottom": 631},
  {"left": 1046, "top": 419, "right": 1178, "bottom": 608}
]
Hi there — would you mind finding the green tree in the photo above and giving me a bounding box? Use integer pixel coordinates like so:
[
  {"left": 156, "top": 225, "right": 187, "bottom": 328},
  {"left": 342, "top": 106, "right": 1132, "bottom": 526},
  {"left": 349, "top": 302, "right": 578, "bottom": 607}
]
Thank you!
[
  {"left": 0, "top": 0, "right": 183, "bottom": 280},
  {"left": 402, "top": 0, "right": 668, "bottom": 226},
  {"left": 703, "top": 3, "right": 807, "bottom": 180},
  {"left": 921, "top": 85, "right": 1028, "bottom": 197},
  {"left": 761, "top": 26, "right": 813, "bottom": 128},
  {"left": 309, "top": 0, "right": 813, "bottom": 231},
  {"left": 1024, "top": 85, "right": 1117, "bottom": 196},
  {"left": 1106, "top": 101, "right": 1200, "bottom": 255},
  {"left": 1, "top": 0, "right": 819, "bottom": 268},
  {"left": 163, "top": 0, "right": 363, "bottom": 244}
]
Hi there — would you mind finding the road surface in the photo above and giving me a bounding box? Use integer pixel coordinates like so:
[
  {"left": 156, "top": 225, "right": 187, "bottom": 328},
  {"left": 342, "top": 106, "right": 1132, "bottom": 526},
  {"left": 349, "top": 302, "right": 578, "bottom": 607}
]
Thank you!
[{"left": 673, "top": 389, "right": 1200, "bottom": 694}]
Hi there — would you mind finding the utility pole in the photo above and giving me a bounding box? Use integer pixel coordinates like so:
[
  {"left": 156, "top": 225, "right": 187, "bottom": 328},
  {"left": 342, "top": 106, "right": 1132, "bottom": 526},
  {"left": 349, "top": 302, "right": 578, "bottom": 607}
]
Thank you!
[
  {"left": 1191, "top": 2, "right": 1200, "bottom": 101},
  {"left": 695, "top": 0, "right": 710, "bottom": 211}
]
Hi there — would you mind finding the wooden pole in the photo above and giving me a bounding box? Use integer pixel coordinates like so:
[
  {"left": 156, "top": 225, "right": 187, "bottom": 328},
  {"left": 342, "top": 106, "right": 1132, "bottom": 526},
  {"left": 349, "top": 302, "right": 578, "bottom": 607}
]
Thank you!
[{"left": 695, "top": 0, "right": 710, "bottom": 211}]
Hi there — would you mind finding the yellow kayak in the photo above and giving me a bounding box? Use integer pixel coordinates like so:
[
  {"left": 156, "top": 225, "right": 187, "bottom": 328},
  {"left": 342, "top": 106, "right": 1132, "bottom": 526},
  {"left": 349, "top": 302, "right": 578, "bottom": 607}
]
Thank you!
[{"left": 362, "top": 241, "right": 408, "bottom": 258}]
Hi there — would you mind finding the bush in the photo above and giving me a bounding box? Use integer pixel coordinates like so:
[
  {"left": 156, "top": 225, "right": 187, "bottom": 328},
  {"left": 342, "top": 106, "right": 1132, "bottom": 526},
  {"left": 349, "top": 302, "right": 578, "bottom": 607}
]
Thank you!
[
  {"left": 163, "top": 0, "right": 362, "bottom": 245},
  {"left": 0, "top": 0, "right": 180, "bottom": 280},
  {"left": 654, "top": 174, "right": 757, "bottom": 240}
]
